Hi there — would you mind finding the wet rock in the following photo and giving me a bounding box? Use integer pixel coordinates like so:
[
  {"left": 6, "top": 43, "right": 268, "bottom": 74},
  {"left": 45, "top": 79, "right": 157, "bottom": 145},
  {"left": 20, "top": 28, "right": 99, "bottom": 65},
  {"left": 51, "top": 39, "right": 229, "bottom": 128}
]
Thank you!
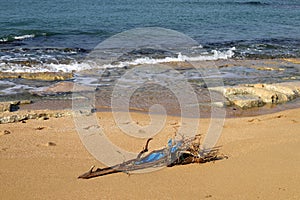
[
  {"left": 30, "top": 81, "right": 94, "bottom": 96},
  {"left": 0, "top": 72, "right": 73, "bottom": 81},
  {"left": 23, "top": 72, "right": 73, "bottom": 81},
  {"left": 283, "top": 58, "right": 300, "bottom": 64}
]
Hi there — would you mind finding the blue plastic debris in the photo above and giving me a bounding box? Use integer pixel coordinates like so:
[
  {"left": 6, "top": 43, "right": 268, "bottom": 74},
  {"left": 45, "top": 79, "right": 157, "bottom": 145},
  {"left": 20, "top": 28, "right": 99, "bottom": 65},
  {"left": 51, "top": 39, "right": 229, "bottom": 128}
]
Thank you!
[{"left": 135, "top": 139, "right": 183, "bottom": 165}]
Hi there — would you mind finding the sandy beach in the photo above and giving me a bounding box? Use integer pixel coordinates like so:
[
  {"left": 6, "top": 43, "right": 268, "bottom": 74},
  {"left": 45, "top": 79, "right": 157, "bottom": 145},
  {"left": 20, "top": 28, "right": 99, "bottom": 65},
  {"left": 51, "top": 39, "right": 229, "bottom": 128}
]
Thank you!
[
  {"left": 1, "top": 0, "right": 300, "bottom": 199},
  {"left": 1, "top": 108, "right": 300, "bottom": 200}
]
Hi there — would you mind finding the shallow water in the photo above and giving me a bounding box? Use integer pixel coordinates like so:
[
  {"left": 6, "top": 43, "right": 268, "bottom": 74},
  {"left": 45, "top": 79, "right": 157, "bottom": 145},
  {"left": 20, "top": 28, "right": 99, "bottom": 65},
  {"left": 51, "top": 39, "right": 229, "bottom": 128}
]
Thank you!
[{"left": 3, "top": 59, "right": 299, "bottom": 118}]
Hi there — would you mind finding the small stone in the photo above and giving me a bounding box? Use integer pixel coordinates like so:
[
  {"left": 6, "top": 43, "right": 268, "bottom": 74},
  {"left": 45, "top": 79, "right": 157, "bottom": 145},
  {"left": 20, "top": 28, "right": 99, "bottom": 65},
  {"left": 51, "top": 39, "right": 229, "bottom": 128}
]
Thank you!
[{"left": 46, "top": 142, "right": 56, "bottom": 146}]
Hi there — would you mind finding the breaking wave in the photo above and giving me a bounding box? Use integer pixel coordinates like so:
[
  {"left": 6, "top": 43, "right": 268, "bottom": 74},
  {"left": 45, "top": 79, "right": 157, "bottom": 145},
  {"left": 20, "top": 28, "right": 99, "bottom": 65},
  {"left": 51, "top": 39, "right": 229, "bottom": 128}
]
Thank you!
[
  {"left": 0, "top": 32, "right": 49, "bottom": 43},
  {"left": 0, "top": 47, "right": 235, "bottom": 73}
]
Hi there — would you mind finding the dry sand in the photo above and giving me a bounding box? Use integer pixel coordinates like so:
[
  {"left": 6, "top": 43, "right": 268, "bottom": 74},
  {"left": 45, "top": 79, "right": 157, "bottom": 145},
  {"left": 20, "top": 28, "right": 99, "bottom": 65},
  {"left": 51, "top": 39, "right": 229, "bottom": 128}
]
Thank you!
[{"left": 0, "top": 109, "right": 300, "bottom": 199}]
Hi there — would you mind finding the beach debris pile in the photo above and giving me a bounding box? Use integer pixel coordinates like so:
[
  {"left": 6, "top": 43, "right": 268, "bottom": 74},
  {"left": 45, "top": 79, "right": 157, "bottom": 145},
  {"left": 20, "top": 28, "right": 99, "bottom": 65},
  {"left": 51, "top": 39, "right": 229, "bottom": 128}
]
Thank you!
[{"left": 78, "top": 135, "right": 226, "bottom": 179}]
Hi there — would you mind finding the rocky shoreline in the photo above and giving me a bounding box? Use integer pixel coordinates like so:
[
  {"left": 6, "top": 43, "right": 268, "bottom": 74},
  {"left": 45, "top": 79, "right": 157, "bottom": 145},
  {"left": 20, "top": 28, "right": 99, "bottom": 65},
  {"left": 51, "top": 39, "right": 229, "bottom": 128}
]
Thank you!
[
  {"left": 0, "top": 111, "right": 70, "bottom": 124},
  {"left": 1, "top": 58, "right": 300, "bottom": 120},
  {"left": 0, "top": 101, "right": 71, "bottom": 124},
  {"left": 1, "top": 81, "right": 300, "bottom": 124},
  {"left": 212, "top": 81, "right": 300, "bottom": 109},
  {"left": 30, "top": 80, "right": 300, "bottom": 109}
]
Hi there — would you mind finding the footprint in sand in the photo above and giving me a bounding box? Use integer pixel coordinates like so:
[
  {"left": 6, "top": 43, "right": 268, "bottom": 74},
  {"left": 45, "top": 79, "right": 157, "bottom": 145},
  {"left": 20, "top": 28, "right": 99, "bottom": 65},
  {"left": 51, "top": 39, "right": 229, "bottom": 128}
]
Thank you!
[
  {"left": 247, "top": 118, "right": 261, "bottom": 123},
  {"left": 0, "top": 130, "right": 11, "bottom": 136},
  {"left": 35, "top": 126, "right": 47, "bottom": 131},
  {"left": 169, "top": 121, "right": 181, "bottom": 127},
  {"left": 83, "top": 125, "right": 100, "bottom": 130},
  {"left": 266, "top": 114, "right": 286, "bottom": 120},
  {"left": 274, "top": 114, "right": 285, "bottom": 119},
  {"left": 37, "top": 142, "right": 57, "bottom": 147}
]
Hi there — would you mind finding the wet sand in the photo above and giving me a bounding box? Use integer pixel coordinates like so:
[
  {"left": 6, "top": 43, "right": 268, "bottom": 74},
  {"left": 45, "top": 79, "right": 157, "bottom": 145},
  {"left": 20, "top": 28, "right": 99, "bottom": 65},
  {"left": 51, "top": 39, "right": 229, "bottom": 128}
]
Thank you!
[{"left": 1, "top": 108, "right": 300, "bottom": 199}]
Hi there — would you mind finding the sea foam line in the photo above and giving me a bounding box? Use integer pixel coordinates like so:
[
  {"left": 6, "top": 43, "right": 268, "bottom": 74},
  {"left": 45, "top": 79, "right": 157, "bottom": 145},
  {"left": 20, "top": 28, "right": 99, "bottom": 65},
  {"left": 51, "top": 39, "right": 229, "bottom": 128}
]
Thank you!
[
  {"left": 13, "top": 34, "right": 35, "bottom": 40},
  {"left": 0, "top": 34, "right": 36, "bottom": 43},
  {"left": 0, "top": 47, "right": 235, "bottom": 73},
  {"left": 101, "top": 47, "right": 236, "bottom": 69}
]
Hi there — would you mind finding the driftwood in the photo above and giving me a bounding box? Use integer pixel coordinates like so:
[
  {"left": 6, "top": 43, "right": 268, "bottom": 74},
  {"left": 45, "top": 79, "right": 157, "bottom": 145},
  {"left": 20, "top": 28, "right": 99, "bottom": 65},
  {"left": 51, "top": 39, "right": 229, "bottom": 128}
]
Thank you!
[{"left": 78, "top": 135, "right": 226, "bottom": 179}]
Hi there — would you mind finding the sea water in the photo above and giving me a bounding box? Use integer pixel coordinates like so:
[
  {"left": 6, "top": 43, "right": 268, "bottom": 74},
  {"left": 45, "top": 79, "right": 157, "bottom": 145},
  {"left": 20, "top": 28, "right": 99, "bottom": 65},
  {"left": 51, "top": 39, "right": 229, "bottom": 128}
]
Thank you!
[{"left": 0, "top": 0, "right": 300, "bottom": 105}]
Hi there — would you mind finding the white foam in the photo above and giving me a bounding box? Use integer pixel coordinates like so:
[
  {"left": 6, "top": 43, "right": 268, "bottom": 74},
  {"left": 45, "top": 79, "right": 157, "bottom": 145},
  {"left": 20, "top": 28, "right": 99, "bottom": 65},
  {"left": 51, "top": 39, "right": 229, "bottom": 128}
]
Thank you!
[
  {"left": 0, "top": 84, "right": 34, "bottom": 95},
  {"left": 0, "top": 47, "right": 235, "bottom": 73},
  {"left": 0, "top": 37, "right": 8, "bottom": 42},
  {"left": 0, "top": 80, "right": 15, "bottom": 86},
  {"left": 13, "top": 34, "right": 35, "bottom": 40},
  {"left": 101, "top": 47, "right": 236, "bottom": 69},
  {"left": 46, "top": 62, "right": 92, "bottom": 72}
]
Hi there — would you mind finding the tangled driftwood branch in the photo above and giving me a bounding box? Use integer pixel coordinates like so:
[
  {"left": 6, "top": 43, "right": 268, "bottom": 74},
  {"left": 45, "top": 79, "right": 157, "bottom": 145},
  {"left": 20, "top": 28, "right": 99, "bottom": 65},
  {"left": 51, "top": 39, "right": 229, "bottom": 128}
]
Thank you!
[{"left": 78, "top": 135, "right": 226, "bottom": 179}]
